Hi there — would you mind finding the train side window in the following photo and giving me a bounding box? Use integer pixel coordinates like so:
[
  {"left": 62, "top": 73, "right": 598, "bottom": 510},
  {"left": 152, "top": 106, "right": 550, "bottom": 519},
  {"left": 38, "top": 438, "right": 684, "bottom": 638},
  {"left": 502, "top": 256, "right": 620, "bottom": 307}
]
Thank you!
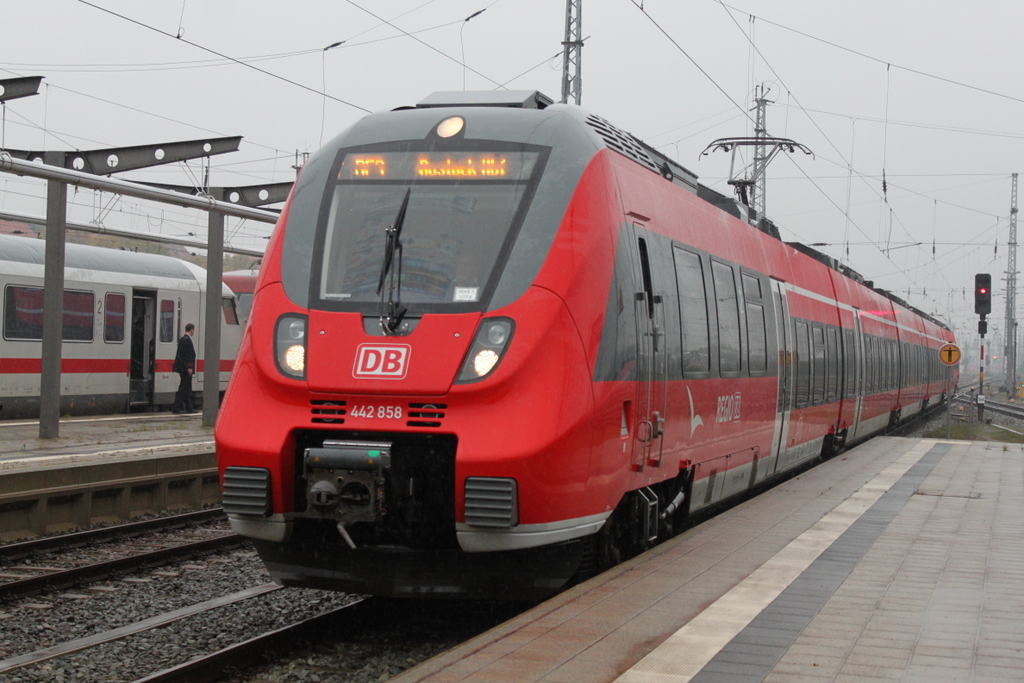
[
  {"left": 4, "top": 286, "right": 44, "bottom": 340},
  {"left": 863, "top": 337, "right": 871, "bottom": 393},
  {"left": 3, "top": 286, "right": 94, "bottom": 342},
  {"left": 712, "top": 261, "right": 741, "bottom": 374},
  {"left": 844, "top": 329, "right": 856, "bottom": 398},
  {"left": 888, "top": 339, "right": 896, "bottom": 390},
  {"left": 159, "top": 299, "right": 174, "bottom": 343},
  {"left": 872, "top": 337, "right": 880, "bottom": 393},
  {"left": 673, "top": 247, "right": 710, "bottom": 375},
  {"left": 811, "top": 325, "right": 826, "bottom": 404},
  {"left": 794, "top": 320, "right": 810, "bottom": 407},
  {"left": 222, "top": 297, "right": 240, "bottom": 325},
  {"left": 826, "top": 327, "right": 839, "bottom": 402},
  {"left": 742, "top": 274, "right": 767, "bottom": 375},
  {"left": 60, "top": 290, "right": 94, "bottom": 342},
  {"left": 177, "top": 299, "right": 182, "bottom": 339},
  {"left": 104, "top": 293, "right": 126, "bottom": 343}
]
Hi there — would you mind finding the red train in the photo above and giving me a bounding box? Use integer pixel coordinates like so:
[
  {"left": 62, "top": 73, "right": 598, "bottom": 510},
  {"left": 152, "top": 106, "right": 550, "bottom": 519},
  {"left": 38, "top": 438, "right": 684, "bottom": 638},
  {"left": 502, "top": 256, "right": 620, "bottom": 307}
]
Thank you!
[{"left": 216, "top": 91, "right": 956, "bottom": 599}]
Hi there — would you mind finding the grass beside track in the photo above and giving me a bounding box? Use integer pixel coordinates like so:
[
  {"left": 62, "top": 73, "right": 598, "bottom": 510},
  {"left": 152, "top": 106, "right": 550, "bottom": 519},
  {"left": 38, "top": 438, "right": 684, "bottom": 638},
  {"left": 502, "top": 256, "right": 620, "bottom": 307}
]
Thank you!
[{"left": 924, "top": 422, "right": 1024, "bottom": 443}]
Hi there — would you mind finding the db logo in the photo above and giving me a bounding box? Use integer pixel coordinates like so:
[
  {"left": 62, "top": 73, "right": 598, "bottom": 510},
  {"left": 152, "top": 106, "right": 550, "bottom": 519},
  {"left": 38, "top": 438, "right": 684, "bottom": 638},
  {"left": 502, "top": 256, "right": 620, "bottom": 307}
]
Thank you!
[{"left": 353, "top": 344, "right": 411, "bottom": 380}]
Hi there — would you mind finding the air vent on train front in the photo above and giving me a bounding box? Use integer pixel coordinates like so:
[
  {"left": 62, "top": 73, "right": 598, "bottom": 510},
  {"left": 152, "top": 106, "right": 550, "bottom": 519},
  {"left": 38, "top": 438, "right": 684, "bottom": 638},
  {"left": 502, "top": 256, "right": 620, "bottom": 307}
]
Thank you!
[
  {"left": 222, "top": 467, "right": 272, "bottom": 516},
  {"left": 464, "top": 477, "right": 518, "bottom": 528},
  {"left": 311, "top": 400, "right": 347, "bottom": 424},
  {"left": 407, "top": 403, "right": 447, "bottom": 428},
  {"left": 586, "top": 114, "right": 661, "bottom": 174}
]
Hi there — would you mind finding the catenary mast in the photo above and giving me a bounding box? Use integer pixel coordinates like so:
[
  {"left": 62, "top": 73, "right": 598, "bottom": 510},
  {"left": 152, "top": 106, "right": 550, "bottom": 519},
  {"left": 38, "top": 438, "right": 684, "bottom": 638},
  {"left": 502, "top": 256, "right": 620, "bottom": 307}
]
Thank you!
[
  {"left": 560, "top": 0, "right": 582, "bottom": 105},
  {"left": 1006, "top": 173, "right": 1018, "bottom": 395}
]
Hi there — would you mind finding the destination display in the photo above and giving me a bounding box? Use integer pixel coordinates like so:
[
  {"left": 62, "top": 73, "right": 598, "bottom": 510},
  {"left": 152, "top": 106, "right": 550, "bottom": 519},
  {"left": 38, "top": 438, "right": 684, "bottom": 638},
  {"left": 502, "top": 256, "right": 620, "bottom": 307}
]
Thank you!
[{"left": 340, "top": 151, "right": 537, "bottom": 181}]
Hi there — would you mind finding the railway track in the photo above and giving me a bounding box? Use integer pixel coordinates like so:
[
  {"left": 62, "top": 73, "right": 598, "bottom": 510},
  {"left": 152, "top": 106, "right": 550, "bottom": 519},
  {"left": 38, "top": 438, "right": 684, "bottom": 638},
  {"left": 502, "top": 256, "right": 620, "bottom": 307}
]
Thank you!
[
  {"left": 131, "top": 599, "right": 368, "bottom": 683},
  {"left": 0, "top": 509, "right": 241, "bottom": 601}
]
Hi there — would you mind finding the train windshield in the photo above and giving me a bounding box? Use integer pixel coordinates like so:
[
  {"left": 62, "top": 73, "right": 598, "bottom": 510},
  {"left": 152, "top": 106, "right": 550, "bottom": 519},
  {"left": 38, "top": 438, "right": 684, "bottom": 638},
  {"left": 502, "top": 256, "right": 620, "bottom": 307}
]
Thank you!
[{"left": 317, "top": 147, "right": 544, "bottom": 310}]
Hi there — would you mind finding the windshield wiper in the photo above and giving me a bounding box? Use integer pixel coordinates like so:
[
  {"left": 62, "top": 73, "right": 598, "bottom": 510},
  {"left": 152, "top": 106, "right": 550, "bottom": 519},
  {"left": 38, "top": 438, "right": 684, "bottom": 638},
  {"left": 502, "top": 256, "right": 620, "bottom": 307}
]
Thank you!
[{"left": 376, "top": 188, "right": 410, "bottom": 334}]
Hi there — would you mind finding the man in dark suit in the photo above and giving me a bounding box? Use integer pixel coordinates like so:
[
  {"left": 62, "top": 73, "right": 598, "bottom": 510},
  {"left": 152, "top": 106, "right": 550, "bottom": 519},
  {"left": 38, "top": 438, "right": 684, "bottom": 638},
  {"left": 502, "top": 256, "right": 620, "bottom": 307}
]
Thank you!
[{"left": 172, "top": 323, "right": 196, "bottom": 413}]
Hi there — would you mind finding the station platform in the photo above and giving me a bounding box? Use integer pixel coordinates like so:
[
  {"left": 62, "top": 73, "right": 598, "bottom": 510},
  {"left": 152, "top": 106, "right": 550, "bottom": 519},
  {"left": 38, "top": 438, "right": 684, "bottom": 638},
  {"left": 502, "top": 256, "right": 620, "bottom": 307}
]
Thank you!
[
  {"left": 0, "top": 412, "right": 213, "bottom": 471},
  {"left": 394, "top": 437, "right": 1024, "bottom": 682},
  {"left": 0, "top": 413, "right": 217, "bottom": 539}
]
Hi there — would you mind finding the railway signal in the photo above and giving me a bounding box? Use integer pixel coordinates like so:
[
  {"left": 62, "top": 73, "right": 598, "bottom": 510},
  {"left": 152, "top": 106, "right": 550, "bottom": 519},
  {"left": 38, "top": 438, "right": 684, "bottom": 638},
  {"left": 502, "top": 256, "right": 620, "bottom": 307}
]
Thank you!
[
  {"left": 975, "top": 273, "right": 991, "bottom": 316},
  {"left": 975, "top": 273, "right": 991, "bottom": 418}
]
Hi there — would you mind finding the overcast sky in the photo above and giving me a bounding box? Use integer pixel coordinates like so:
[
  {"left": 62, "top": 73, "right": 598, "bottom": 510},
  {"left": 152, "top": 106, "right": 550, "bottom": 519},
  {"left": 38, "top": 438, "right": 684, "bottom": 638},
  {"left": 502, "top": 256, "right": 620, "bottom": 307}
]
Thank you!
[{"left": 2, "top": 0, "right": 1023, "bottom": 342}]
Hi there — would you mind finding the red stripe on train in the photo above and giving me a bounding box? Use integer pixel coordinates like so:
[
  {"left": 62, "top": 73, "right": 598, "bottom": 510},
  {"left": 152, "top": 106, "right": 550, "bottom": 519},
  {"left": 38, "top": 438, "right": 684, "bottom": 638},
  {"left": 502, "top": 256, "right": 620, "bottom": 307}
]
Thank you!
[
  {"left": 0, "top": 358, "right": 233, "bottom": 374},
  {"left": 0, "top": 358, "right": 132, "bottom": 374}
]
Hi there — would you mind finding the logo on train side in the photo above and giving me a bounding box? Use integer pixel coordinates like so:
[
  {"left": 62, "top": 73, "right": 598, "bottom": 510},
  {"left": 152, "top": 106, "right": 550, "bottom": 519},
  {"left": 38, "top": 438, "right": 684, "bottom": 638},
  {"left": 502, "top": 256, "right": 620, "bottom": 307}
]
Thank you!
[
  {"left": 353, "top": 344, "right": 411, "bottom": 379},
  {"left": 716, "top": 392, "right": 742, "bottom": 423}
]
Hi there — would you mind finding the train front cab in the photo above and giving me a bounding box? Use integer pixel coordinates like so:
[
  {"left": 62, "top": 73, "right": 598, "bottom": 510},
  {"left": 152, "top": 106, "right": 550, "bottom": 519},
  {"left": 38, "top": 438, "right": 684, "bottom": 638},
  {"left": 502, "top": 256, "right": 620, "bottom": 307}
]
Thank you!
[{"left": 217, "top": 101, "right": 634, "bottom": 599}]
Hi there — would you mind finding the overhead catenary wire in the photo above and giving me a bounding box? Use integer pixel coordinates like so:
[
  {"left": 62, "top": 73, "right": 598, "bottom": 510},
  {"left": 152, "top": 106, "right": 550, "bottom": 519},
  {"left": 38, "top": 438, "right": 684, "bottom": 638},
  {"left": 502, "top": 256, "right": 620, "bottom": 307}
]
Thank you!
[
  {"left": 344, "top": 0, "right": 506, "bottom": 90},
  {"left": 713, "top": 1, "right": 979, "bottom": 314},
  {"left": 75, "top": 0, "right": 371, "bottom": 113},
  {"left": 715, "top": 0, "right": 1024, "bottom": 109}
]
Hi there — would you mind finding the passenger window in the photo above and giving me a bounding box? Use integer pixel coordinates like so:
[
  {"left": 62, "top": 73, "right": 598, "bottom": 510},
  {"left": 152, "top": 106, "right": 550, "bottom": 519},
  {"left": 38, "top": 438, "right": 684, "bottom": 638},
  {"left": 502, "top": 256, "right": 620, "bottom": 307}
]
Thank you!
[
  {"left": 2, "top": 286, "right": 94, "bottom": 342},
  {"left": 812, "top": 326, "right": 826, "bottom": 404},
  {"left": 712, "top": 261, "right": 741, "bottom": 374},
  {"left": 742, "top": 273, "right": 766, "bottom": 374},
  {"left": 826, "top": 328, "right": 839, "bottom": 402},
  {"left": 795, "top": 320, "right": 810, "bottom": 407},
  {"left": 222, "top": 297, "right": 240, "bottom": 325},
  {"left": 4, "top": 286, "right": 44, "bottom": 340},
  {"left": 844, "top": 330, "right": 856, "bottom": 398},
  {"left": 104, "top": 293, "right": 126, "bottom": 343},
  {"left": 673, "top": 248, "right": 710, "bottom": 375},
  {"left": 159, "top": 299, "right": 174, "bottom": 343},
  {"left": 747, "top": 304, "right": 767, "bottom": 373}
]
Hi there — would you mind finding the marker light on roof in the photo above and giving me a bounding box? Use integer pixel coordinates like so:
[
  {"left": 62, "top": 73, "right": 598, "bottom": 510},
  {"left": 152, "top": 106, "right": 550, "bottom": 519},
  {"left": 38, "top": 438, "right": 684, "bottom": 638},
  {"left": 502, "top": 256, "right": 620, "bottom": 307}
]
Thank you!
[{"left": 437, "top": 116, "right": 464, "bottom": 138}]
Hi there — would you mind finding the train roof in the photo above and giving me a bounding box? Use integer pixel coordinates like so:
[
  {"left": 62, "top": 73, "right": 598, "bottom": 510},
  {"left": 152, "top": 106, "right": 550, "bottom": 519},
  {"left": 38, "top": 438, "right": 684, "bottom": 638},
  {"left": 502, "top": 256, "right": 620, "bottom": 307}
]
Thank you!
[
  {"left": 405, "top": 91, "right": 951, "bottom": 333},
  {"left": 0, "top": 233, "right": 197, "bottom": 281}
]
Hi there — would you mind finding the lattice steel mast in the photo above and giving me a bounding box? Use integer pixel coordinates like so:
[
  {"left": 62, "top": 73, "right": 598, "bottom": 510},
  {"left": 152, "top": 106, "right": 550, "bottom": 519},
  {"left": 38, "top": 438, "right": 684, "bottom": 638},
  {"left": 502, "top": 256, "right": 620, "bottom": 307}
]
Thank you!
[
  {"left": 1006, "top": 173, "right": 1018, "bottom": 395},
  {"left": 560, "top": 0, "right": 582, "bottom": 105},
  {"left": 752, "top": 85, "right": 769, "bottom": 218}
]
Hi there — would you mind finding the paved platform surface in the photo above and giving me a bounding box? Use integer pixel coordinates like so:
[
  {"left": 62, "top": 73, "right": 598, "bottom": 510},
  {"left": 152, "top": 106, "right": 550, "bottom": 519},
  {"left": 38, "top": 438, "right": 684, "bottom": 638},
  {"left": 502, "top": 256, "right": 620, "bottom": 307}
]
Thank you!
[
  {"left": 0, "top": 412, "right": 213, "bottom": 471},
  {"left": 394, "top": 437, "right": 1024, "bottom": 682}
]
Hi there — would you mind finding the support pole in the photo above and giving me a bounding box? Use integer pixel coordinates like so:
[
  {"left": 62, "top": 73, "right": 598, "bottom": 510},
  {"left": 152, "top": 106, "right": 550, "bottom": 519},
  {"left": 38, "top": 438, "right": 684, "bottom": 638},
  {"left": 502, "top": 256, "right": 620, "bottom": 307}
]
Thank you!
[
  {"left": 39, "top": 151, "right": 67, "bottom": 439},
  {"left": 968, "top": 388, "right": 975, "bottom": 440},
  {"left": 979, "top": 337, "right": 985, "bottom": 421},
  {"left": 945, "top": 366, "right": 952, "bottom": 440},
  {"left": 202, "top": 189, "right": 224, "bottom": 427},
  {"left": 559, "top": 0, "right": 582, "bottom": 105}
]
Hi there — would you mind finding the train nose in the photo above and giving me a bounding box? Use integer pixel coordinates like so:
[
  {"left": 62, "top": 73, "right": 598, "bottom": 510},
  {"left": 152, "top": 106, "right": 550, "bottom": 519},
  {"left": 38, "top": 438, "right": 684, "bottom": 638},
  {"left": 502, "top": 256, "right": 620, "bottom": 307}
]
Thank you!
[{"left": 309, "top": 480, "right": 341, "bottom": 511}]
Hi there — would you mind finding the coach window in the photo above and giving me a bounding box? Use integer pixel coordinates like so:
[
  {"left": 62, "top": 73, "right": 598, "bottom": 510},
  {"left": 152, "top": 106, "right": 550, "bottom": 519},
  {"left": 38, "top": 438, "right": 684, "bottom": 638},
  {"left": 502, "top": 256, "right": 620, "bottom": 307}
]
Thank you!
[
  {"left": 159, "top": 299, "right": 174, "bottom": 343},
  {"left": 884, "top": 337, "right": 892, "bottom": 389},
  {"left": 811, "top": 325, "right": 826, "bottom": 404},
  {"left": 844, "top": 329, "right": 856, "bottom": 398},
  {"left": 4, "top": 286, "right": 44, "bottom": 340},
  {"left": 3, "top": 286, "right": 93, "bottom": 342},
  {"left": 826, "top": 328, "right": 839, "bottom": 402},
  {"left": 673, "top": 247, "right": 711, "bottom": 375},
  {"left": 742, "top": 273, "right": 767, "bottom": 374},
  {"left": 794, "top": 320, "right": 811, "bottom": 407},
  {"left": 177, "top": 299, "right": 182, "bottom": 340},
  {"left": 712, "top": 261, "right": 741, "bottom": 374},
  {"left": 104, "top": 293, "right": 126, "bottom": 343},
  {"left": 222, "top": 297, "right": 240, "bottom": 325}
]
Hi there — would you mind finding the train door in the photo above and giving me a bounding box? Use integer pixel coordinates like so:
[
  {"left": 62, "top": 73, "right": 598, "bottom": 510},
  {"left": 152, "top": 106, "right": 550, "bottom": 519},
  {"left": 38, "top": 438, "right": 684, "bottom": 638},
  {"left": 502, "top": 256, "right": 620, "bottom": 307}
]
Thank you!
[
  {"left": 129, "top": 290, "right": 156, "bottom": 406},
  {"left": 768, "top": 279, "right": 792, "bottom": 473},
  {"left": 628, "top": 225, "right": 667, "bottom": 471}
]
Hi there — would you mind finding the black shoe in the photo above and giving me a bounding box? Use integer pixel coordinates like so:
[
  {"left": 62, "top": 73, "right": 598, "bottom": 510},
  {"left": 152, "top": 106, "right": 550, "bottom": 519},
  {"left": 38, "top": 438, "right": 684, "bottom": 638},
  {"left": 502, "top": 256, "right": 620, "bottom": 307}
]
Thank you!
[{"left": 172, "top": 411, "right": 181, "bottom": 414}]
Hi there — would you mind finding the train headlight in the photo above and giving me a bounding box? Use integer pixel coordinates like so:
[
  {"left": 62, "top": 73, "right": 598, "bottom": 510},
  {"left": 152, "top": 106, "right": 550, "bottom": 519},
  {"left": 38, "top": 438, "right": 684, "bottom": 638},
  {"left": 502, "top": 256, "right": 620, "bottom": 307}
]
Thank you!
[
  {"left": 456, "top": 318, "right": 514, "bottom": 383},
  {"left": 275, "top": 314, "right": 308, "bottom": 380}
]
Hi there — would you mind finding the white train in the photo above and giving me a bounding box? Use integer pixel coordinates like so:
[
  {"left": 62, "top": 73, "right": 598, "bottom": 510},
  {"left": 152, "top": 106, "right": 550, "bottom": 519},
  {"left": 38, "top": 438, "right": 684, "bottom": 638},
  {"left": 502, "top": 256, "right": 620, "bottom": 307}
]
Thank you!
[{"left": 0, "top": 233, "right": 243, "bottom": 419}]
